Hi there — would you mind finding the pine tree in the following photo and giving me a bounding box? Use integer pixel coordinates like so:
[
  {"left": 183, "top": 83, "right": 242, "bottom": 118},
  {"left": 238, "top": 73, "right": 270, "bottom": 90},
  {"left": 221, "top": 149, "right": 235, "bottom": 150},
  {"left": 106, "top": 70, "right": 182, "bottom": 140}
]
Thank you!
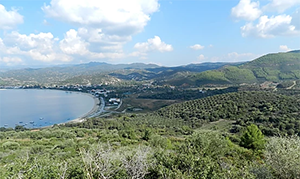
[{"left": 240, "top": 124, "right": 265, "bottom": 150}]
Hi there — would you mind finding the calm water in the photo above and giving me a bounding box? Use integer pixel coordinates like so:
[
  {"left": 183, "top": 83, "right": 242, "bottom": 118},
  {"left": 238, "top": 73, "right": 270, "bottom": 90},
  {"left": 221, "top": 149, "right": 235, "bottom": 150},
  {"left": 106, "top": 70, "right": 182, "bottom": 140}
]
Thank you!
[{"left": 0, "top": 89, "right": 94, "bottom": 128}]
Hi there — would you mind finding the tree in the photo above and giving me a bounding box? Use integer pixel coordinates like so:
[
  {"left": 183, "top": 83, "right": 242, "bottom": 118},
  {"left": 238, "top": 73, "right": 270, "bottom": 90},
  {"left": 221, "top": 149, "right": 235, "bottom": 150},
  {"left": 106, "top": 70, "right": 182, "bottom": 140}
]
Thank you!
[{"left": 240, "top": 124, "right": 265, "bottom": 151}]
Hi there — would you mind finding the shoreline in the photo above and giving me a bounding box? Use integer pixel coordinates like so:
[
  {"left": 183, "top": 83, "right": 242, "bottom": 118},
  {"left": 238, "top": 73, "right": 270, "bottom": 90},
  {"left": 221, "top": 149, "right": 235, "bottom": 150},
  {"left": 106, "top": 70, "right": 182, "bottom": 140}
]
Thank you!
[
  {"left": 40, "top": 92, "right": 101, "bottom": 129},
  {"left": 64, "top": 93, "right": 101, "bottom": 124}
]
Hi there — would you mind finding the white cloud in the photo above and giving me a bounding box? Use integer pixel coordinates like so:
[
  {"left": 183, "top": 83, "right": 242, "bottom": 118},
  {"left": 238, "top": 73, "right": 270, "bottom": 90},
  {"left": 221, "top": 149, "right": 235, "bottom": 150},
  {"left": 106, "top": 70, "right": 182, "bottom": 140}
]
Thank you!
[
  {"left": 134, "top": 36, "right": 173, "bottom": 53},
  {"left": 279, "top": 45, "right": 291, "bottom": 51},
  {"left": 41, "top": 0, "right": 161, "bottom": 63},
  {"left": 43, "top": 0, "right": 159, "bottom": 36},
  {"left": 0, "top": 57, "right": 23, "bottom": 66},
  {"left": 0, "top": 29, "right": 130, "bottom": 67},
  {"left": 0, "top": 4, "right": 23, "bottom": 29},
  {"left": 198, "top": 54, "right": 205, "bottom": 60},
  {"left": 231, "top": 0, "right": 262, "bottom": 21},
  {"left": 263, "top": 0, "right": 300, "bottom": 13},
  {"left": 4, "top": 31, "right": 58, "bottom": 51},
  {"left": 2, "top": 31, "right": 73, "bottom": 63},
  {"left": 190, "top": 44, "right": 204, "bottom": 50},
  {"left": 76, "top": 28, "right": 130, "bottom": 52},
  {"left": 59, "top": 28, "right": 127, "bottom": 60},
  {"left": 27, "top": 50, "right": 72, "bottom": 62},
  {"left": 241, "top": 15, "right": 300, "bottom": 38},
  {"left": 227, "top": 52, "right": 258, "bottom": 61},
  {"left": 232, "top": 0, "right": 300, "bottom": 38},
  {"left": 59, "top": 29, "right": 89, "bottom": 55},
  {"left": 0, "top": 31, "right": 72, "bottom": 64},
  {"left": 192, "top": 54, "right": 206, "bottom": 64}
]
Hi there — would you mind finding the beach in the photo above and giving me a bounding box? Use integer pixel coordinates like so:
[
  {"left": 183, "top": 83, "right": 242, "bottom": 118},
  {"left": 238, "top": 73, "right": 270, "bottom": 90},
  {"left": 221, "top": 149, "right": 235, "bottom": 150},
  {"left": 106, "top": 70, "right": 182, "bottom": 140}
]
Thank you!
[{"left": 65, "top": 93, "right": 101, "bottom": 124}]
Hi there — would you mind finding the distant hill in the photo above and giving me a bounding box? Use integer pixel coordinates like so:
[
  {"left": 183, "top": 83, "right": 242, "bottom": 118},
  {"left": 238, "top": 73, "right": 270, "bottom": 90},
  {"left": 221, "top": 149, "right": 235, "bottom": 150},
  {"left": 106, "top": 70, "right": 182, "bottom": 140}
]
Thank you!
[
  {"left": 2, "top": 50, "right": 298, "bottom": 86},
  {"left": 0, "top": 62, "right": 237, "bottom": 86},
  {"left": 162, "top": 51, "right": 300, "bottom": 86},
  {"left": 160, "top": 65, "right": 256, "bottom": 86},
  {"left": 0, "top": 62, "right": 159, "bottom": 85},
  {"left": 241, "top": 51, "right": 300, "bottom": 81}
]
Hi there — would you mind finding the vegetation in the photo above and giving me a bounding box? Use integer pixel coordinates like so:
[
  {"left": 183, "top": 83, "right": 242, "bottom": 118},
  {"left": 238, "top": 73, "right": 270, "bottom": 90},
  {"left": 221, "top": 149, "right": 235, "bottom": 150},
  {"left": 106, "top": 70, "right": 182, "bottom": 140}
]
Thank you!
[
  {"left": 1, "top": 51, "right": 300, "bottom": 178},
  {"left": 138, "top": 87, "right": 238, "bottom": 100},
  {"left": 1, "top": 115, "right": 300, "bottom": 178},
  {"left": 168, "top": 51, "right": 300, "bottom": 86},
  {"left": 240, "top": 124, "right": 265, "bottom": 151},
  {"left": 157, "top": 91, "right": 300, "bottom": 135},
  {"left": 1, "top": 88, "right": 300, "bottom": 178}
]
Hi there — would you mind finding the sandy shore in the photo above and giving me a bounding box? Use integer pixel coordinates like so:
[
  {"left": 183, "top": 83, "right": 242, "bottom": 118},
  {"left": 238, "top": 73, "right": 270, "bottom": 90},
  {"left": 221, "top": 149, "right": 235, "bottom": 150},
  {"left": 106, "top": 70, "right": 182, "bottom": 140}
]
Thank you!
[{"left": 64, "top": 93, "right": 100, "bottom": 124}]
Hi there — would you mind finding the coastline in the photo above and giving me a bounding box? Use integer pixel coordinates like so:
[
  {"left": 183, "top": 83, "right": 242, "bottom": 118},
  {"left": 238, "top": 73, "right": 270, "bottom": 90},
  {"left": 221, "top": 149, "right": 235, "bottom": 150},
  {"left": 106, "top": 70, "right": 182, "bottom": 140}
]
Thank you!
[{"left": 65, "top": 93, "right": 101, "bottom": 124}]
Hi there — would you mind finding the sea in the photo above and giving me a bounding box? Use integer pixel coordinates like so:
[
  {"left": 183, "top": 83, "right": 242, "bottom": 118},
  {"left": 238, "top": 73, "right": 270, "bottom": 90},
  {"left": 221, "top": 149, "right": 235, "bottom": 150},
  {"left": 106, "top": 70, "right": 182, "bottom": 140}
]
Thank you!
[{"left": 0, "top": 89, "right": 95, "bottom": 128}]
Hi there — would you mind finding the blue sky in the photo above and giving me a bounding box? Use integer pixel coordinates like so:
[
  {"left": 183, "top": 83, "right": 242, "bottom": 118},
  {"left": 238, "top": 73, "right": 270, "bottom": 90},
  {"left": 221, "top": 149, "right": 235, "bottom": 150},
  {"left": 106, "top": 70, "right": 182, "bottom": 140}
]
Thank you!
[{"left": 0, "top": 0, "right": 299, "bottom": 68}]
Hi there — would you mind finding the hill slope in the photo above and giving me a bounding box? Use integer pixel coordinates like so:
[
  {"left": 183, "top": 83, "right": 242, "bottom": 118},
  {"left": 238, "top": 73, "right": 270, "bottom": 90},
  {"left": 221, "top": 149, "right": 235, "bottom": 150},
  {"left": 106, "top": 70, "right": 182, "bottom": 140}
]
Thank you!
[
  {"left": 162, "top": 51, "right": 300, "bottom": 86},
  {"left": 241, "top": 52, "right": 300, "bottom": 81},
  {"left": 157, "top": 91, "right": 300, "bottom": 135}
]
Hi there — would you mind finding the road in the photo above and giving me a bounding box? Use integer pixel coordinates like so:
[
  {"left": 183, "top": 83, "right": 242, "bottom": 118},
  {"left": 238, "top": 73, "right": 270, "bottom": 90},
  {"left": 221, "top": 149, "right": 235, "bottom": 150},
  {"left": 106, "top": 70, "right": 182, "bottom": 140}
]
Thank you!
[
  {"left": 287, "top": 81, "right": 296, "bottom": 89},
  {"left": 89, "top": 97, "right": 105, "bottom": 118}
]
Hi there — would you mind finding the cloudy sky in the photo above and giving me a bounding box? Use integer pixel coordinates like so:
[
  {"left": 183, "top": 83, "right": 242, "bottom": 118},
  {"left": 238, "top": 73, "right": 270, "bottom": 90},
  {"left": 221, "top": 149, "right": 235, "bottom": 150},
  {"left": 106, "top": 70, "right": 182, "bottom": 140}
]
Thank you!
[{"left": 0, "top": 0, "right": 299, "bottom": 68}]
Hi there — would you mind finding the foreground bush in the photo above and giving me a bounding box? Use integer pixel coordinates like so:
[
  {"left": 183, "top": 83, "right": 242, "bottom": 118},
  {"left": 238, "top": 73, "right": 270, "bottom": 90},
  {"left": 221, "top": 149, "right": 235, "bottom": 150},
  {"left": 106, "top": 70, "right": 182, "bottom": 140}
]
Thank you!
[{"left": 265, "top": 136, "right": 300, "bottom": 178}]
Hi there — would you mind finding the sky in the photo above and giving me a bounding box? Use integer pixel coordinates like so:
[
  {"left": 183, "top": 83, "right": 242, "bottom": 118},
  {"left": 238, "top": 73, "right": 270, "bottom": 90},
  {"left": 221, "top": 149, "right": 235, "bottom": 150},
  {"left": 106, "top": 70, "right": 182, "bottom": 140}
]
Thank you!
[{"left": 0, "top": 0, "right": 299, "bottom": 68}]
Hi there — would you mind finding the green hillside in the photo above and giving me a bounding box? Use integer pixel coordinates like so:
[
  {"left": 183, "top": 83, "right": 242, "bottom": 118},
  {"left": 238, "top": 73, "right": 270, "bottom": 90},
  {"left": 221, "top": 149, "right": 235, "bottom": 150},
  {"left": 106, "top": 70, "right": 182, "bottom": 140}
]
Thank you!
[
  {"left": 192, "top": 66, "right": 256, "bottom": 85},
  {"left": 157, "top": 91, "right": 300, "bottom": 136},
  {"left": 163, "top": 51, "right": 300, "bottom": 86},
  {"left": 241, "top": 52, "right": 300, "bottom": 81}
]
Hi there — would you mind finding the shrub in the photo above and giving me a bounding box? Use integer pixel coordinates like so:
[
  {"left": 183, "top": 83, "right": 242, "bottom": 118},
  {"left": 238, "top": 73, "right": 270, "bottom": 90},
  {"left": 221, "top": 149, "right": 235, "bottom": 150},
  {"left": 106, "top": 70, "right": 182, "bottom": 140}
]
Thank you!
[
  {"left": 240, "top": 124, "right": 265, "bottom": 151},
  {"left": 265, "top": 136, "right": 300, "bottom": 178},
  {"left": 2, "top": 141, "right": 20, "bottom": 150}
]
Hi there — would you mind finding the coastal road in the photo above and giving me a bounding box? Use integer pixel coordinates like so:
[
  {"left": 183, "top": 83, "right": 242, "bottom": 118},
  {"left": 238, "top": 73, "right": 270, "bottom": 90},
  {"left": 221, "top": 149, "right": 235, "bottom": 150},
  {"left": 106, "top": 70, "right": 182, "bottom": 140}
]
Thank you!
[
  {"left": 115, "top": 99, "right": 122, "bottom": 111},
  {"left": 89, "top": 97, "right": 105, "bottom": 118}
]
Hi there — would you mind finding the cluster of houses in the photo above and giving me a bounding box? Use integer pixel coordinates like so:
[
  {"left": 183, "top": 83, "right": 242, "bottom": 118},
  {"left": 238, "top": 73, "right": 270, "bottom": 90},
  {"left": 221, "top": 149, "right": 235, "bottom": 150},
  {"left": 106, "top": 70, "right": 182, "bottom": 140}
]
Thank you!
[
  {"left": 108, "top": 98, "right": 121, "bottom": 105},
  {"left": 90, "top": 89, "right": 110, "bottom": 97}
]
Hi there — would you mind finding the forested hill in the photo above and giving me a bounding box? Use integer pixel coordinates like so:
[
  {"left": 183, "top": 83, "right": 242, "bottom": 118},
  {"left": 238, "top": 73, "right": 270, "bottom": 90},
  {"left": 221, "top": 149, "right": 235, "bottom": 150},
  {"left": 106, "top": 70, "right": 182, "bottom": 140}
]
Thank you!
[
  {"left": 157, "top": 91, "right": 300, "bottom": 136},
  {"left": 163, "top": 51, "right": 300, "bottom": 86},
  {"left": 241, "top": 51, "right": 300, "bottom": 81}
]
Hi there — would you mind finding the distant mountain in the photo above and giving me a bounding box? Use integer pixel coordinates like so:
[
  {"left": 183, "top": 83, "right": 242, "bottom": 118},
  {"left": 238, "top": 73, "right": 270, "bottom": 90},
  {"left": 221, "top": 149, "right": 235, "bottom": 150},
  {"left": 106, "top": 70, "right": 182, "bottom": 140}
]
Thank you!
[
  {"left": 109, "top": 62, "right": 242, "bottom": 81},
  {"left": 0, "top": 61, "right": 238, "bottom": 86},
  {"left": 0, "top": 62, "right": 159, "bottom": 85}
]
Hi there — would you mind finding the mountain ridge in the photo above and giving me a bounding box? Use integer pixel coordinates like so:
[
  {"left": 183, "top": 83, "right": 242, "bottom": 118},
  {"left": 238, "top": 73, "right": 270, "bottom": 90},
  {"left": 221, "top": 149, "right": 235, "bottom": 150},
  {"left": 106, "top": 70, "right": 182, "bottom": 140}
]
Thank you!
[
  {"left": 1, "top": 50, "right": 299, "bottom": 86},
  {"left": 0, "top": 62, "right": 242, "bottom": 85}
]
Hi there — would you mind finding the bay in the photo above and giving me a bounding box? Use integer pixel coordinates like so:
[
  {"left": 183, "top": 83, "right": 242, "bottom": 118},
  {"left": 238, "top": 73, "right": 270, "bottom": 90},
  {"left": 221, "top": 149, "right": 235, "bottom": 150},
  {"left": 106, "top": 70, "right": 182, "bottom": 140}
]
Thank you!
[{"left": 0, "top": 89, "right": 95, "bottom": 128}]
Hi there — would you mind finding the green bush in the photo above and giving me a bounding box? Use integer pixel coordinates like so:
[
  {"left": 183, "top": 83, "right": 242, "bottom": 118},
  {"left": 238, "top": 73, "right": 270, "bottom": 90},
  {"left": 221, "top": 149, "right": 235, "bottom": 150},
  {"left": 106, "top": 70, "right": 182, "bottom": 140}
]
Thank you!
[
  {"left": 2, "top": 141, "right": 20, "bottom": 150},
  {"left": 240, "top": 124, "right": 265, "bottom": 151},
  {"left": 149, "top": 135, "right": 172, "bottom": 149}
]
